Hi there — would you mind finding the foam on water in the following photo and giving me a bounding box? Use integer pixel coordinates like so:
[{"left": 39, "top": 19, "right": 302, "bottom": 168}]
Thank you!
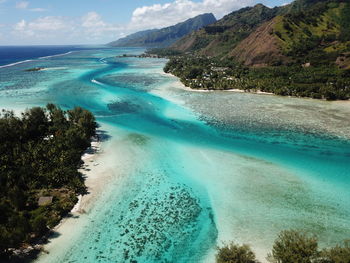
[{"left": 0, "top": 48, "right": 349, "bottom": 263}]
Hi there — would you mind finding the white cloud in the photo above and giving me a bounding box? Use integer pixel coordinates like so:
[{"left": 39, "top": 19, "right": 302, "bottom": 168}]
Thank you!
[
  {"left": 8, "top": 0, "right": 258, "bottom": 44},
  {"left": 14, "top": 19, "right": 26, "bottom": 30},
  {"left": 16, "top": 1, "right": 28, "bottom": 9},
  {"left": 81, "top": 12, "right": 121, "bottom": 39},
  {"left": 11, "top": 12, "right": 121, "bottom": 43},
  {"left": 130, "top": 0, "right": 254, "bottom": 30},
  {"left": 15, "top": 1, "right": 47, "bottom": 12},
  {"left": 13, "top": 16, "right": 74, "bottom": 38},
  {"left": 28, "top": 17, "right": 71, "bottom": 31},
  {"left": 82, "top": 12, "right": 106, "bottom": 28}
]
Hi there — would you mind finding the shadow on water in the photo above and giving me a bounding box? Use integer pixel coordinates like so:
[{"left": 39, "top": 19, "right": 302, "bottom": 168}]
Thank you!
[{"left": 96, "top": 129, "right": 111, "bottom": 142}]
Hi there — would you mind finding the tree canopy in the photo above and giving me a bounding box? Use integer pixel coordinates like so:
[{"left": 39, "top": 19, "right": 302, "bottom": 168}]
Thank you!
[{"left": 0, "top": 104, "right": 97, "bottom": 259}]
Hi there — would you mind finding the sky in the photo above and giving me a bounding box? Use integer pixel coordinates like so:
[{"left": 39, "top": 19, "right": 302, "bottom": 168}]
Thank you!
[{"left": 0, "top": 0, "right": 293, "bottom": 45}]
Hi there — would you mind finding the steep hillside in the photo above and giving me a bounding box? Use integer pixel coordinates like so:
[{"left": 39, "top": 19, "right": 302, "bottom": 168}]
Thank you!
[
  {"left": 171, "top": 0, "right": 350, "bottom": 67},
  {"left": 162, "top": 0, "right": 350, "bottom": 100},
  {"left": 230, "top": 1, "right": 350, "bottom": 66},
  {"left": 229, "top": 19, "right": 285, "bottom": 66},
  {"left": 284, "top": 0, "right": 329, "bottom": 13},
  {"left": 271, "top": 1, "right": 350, "bottom": 66},
  {"left": 171, "top": 4, "right": 283, "bottom": 57},
  {"left": 108, "top": 13, "right": 216, "bottom": 48}
]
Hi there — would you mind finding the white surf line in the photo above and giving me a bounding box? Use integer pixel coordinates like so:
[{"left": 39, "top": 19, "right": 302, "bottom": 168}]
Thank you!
[
  {"left": 99, "top": 57, "right": 108, "bottom": 64},
  {"left": 41, "top": 67, "right": 68, "bottom": 71},
  {"left": 0, "top": 51, "right": 76, "bottom": 70},
  {"left": 38, "top": 51, "right": 74, "bottom": 60},
  {"left": 0, "top": 59, "right": 33, "bottom": 69},
  {"left": 91, "top": 79, "right": 105, "bottom": 86}
]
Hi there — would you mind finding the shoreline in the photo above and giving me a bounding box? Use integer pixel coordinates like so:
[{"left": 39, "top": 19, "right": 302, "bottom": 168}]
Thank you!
[
  {"left": 163, "top": 72, "right": 281, "bottom": 95},
  {"left": 33, "top": 123, "right": 137, "bottom": 263},
  {"left": 33, "top": 136, "right": 102, "bottom": 261},
  {"left": 7, "top": 135, "right": 103, "bottom": 262},
  {"left": 70, "top": 138, "right": 101, "bottom": 214},
  {"left": 130, "top": 55, "right": 350, "bottom": 102},
  {"left": 164, "top": 72, "right": 350, "bottom": 103}
]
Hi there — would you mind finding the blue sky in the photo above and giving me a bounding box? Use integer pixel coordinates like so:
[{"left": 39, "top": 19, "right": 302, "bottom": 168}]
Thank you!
[{"left": 0, "top": 0, "right": 292, "bottom": 45}]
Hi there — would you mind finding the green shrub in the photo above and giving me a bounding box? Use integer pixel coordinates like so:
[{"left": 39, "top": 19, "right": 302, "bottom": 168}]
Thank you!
[
  {"left": 318, "top": 241, "right": 350, "bottom": 263},
  {"left": 216, "top": 243, "right": 258, "bottom": 263},
  {"left": 269, "top": 230, "right": 318, "bottom": 263}
]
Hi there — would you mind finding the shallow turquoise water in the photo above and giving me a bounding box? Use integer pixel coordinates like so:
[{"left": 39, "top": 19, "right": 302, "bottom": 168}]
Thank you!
[{"left": 0, "top": 48, "right": 349, "bottom": 262}]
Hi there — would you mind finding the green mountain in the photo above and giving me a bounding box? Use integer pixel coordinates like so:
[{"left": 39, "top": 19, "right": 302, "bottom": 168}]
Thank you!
[
  {"left": 108, "top": 13, "right": 216, "bottom": 48},
  {"left": 171, "top": 4, "right": 283, "bottom": 57},
  {"left": 171, "top": 0, "right": 350, "bottom": 68},
  {"left": 161, "top": 0, "right": 350, "bottom": 100}
]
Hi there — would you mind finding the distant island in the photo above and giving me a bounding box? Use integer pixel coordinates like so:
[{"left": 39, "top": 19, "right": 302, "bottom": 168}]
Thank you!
[
  {"left": 25, "top": 68, "right": 45, "bottom": 72},
  {"left": 144, "top": 0, "right": 350, "bottom": 100},
  {"left": 0, "top": 104, "right": 97, "bottom": 261}
]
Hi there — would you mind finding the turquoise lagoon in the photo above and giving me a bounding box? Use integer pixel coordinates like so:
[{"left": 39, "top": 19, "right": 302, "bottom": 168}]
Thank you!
[{"left": 0, "top": 48, "right": 349, "bottom": 262}]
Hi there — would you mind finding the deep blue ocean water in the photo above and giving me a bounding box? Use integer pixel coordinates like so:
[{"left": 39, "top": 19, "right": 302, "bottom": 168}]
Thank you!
[
  {"left": 0, "top": 45, "right": 106, "bottom": 67},
  {"left": 0, "top": 47, "right": 349, "bottom": 263}
]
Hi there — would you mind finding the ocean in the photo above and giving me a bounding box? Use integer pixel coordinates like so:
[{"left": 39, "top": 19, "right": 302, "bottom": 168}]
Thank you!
[
  {"left": 0, "top": 45, "right": 108, "bottom": 67},
  {"left": 0, "top": 47, "right": 349, "bottom": 263}
]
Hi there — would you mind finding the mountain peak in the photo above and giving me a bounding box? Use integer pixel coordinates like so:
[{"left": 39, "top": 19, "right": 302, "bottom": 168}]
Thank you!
[{"left": 253, "top": 3, "right": 267, "bottom": 8}]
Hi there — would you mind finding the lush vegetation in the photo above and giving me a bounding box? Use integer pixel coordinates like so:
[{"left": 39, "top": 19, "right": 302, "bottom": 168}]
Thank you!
[
  {"left": 171, "top": 4, "right": 282, "bottom": 56},
  {"left": 157, "top": 0, "right": 350, "bottom": 100},
  {"left": 217, "top": 230, "right": 350, "bottom": 263},
  {"left": 163, "top": 55, "right": 350, "bottom": 100},
  {"left": 0, "top": 104, "right": 97, "bottom": 259},
  {"left": 171, "top": 0, "right": 350, "bottom": 60},
  {"left": 273, "top": 1, "right": 350, "bottom": 60},
  {"left": 146, "top": 48, "right": 183, "bottom": 57}
]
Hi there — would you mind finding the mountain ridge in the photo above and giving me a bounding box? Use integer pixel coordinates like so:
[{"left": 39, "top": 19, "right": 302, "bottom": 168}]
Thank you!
[
  {"left": 170, "top": 4, "right": 284, "bottom": 57},
  {"left": 159, "top": 0, "right": 350, "bottom": 100},
  {"left": 170, "top": 0, "right": 350, "bottom": 67},
  {"left": 108, "top": 13, "right": 216, "bottom": 48}
]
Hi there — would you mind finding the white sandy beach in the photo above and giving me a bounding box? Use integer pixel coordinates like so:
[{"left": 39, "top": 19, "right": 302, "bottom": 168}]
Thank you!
[
  {"left": 70, "top": 140, "right": 101, "bottom": 214},
  {"left": 34, "top": 122, "right": 147, "bottom": 263},
  {"left": 35, "top": 127, "right": 117, "bottom": 261}
]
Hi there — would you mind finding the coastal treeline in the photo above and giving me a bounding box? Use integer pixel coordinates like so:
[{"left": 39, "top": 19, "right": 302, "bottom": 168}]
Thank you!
[
  {"left": 0, "top": 104, "right": 97, "bottom": 259},
  {"left": 154, "top": 0, "right": 350, "bottom": 100},
  {"left": 217, "top": 230, "right": 350, "bottom": 263},
  {"left": 163, "top": 55, "right": 350, "bottom": 100}
]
